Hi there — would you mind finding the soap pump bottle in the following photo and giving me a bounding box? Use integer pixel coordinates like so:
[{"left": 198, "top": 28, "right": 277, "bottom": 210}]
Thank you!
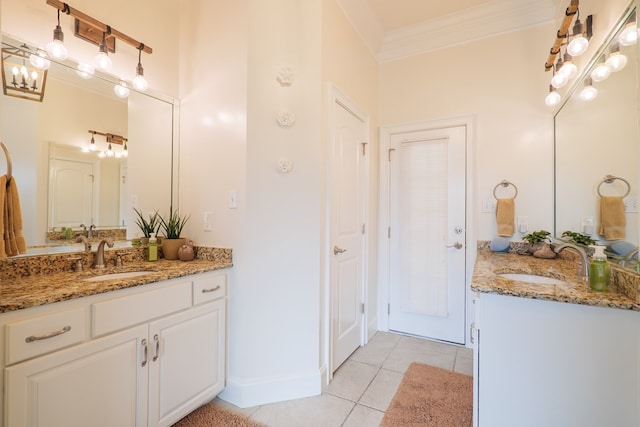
[
  {"left": 148, "top": 233, "right": 158, "bottom": 262},
  {"left": 589, "top": 245, "right": 610, "bottom": 291}
]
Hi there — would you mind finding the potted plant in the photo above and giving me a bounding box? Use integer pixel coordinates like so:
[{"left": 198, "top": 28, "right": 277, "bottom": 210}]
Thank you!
[
  {"left": 159, "top": 207, "right": 190, "bottom": 260},
  {"left": 133, "top": 208, "right": 160, "bottom": 245},
  {"left": 561, "top": 231, "right": 598, "bottom": 247},
  {"left": 522, "top": 230, "right": 555, "bottom": 258}
]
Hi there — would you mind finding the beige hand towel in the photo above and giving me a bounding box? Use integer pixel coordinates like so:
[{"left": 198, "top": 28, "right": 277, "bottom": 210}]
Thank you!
[
  {"left": 0, "top": 175, "right": 6, "bottom": 258},
  {"left": 5, "top": 176, "right": 26, "bottom": 255},
  {"left": 598, "top": 196, "right": 626, "bottom": 240},
  {"left": 496, "top": 197, "right": 515, "bottom": 237}
]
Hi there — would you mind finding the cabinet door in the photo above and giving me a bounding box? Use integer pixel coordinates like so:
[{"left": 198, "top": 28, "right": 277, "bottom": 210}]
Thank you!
[
  {"left": 148, "top": 299, "right": 226, "bottom": 427},
  {"left": 5, "top": 324, "right": 148, "bottom": 427}
]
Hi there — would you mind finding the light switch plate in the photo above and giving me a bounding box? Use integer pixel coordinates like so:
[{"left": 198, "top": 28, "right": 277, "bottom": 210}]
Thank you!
[
  {"left": 228, "top": 190, "right": 237, "bottom": 209},
  {"left": 482, "top": 200, "right": 496, "bottom": 213},
  {"left": 203, "top": 211, "right": 213, "bottom": 231}
]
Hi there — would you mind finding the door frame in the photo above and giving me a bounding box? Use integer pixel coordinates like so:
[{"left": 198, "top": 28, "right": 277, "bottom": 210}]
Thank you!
[
  {"left": 323, "top": 84, "right": 370, "bottom": 383},
  {"left": 378, "top": 115, "right": 476, "bottom": 346}
]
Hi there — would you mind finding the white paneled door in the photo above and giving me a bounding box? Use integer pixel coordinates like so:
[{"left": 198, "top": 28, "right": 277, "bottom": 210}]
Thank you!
[
  {"left": 330, "top": 96, "right": 368, "bottom": 373},
  {"left": 388, "top": 126, "right": 466, "bottom": 344}
]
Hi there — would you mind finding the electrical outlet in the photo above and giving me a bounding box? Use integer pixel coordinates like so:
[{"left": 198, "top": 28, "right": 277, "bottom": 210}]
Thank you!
[
  {"left": 482, "top": 200, "right": 496, "bottom": 213},
  {"left": 581, "top": 217, "right": 594, "bottom": 235},
  {"left": 624, "top": 198, "right": 639, "bottom": 213},
  {"left": 518, "top": 216, "right": 528, "bottom": 234}
]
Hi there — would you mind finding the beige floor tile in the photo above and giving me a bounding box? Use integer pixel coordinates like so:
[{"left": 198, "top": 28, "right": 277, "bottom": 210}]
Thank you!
[
  {"left": 358, "top": 368, "right": 404, "bottom": 411},
  {"left": 325, "top": 360, "right": 379, "bottom": 401},
  {"left": 342, "top": 404, "right": 385, "bottom": 427},
  {"left": 349, "top": 331, "right": 401, "bottom": 367},
  {"left": 396, "top": 335, "right": 459, "bottom": 356},
  {"left": 454, "top": 356, "right": 474, "bottom": 376},
  {"left": 212, "top": 397, "right": 261, "bottom": 418},
  {"left": 456, "top": 346, "right": 473, "bottom": 359},
  {"left": 249, "top": 394, "right": 354, "bottom": 427},
  {"left": 383, "top": 343, "right": 456, "bottom": 373}
]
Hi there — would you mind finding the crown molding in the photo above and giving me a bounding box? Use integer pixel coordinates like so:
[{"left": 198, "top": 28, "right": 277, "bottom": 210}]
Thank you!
[{"left": 376, "top": 0, "right": 557, "bottom": 63}]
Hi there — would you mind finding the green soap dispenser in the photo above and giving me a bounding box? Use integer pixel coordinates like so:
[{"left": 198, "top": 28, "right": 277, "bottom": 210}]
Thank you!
[
  {"left": 589, "top": 245, "right": 610, "bottom": 291},
  {"left": 147, "top": 233, "right": 158, "bottom": 262}
]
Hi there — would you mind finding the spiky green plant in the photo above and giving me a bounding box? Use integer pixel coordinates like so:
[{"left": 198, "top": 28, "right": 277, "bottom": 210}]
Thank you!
[
  {"left": 159, "top": 207, "right": 190, "bottom": 239},
  {"left": 133, "top": 208, "right": 160, "bottom": 238}
]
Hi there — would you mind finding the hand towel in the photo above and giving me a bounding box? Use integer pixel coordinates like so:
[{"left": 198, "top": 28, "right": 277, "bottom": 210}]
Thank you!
[
  {"left": 0, "top": 175, "right": 6, "bottom": 258},
  {"left": 5, "top": 176, "right": 26, "bottom": 256},
  {"left": 598, "top": 196, "right": 626, "bottom": 240},
  {"left": 496, "top": 197, "right": 515, "bottom": 237}
]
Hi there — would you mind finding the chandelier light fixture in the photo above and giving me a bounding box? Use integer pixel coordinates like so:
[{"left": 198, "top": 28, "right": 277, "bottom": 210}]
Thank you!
[{"left": 1, "top": 44, "right": 49, "bottom": 102}]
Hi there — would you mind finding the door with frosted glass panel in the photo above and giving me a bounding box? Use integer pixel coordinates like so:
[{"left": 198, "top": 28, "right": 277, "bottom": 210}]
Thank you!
[{"left": 388, "top": 126, "right": 466, "bottom": 344}]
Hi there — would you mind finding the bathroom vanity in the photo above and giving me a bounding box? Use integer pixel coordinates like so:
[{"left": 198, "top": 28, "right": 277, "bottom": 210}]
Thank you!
[
  {"left": 471, "top": 250, "right": 640, "bottom": 427},
  {"left": 0, "top": 253, "right": 231, "bottom": 427}
]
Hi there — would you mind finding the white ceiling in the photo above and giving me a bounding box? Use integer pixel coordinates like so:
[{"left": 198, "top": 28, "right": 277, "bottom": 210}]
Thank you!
[{"left": 337, "top": 0, "right": 560, "bottom": 62}]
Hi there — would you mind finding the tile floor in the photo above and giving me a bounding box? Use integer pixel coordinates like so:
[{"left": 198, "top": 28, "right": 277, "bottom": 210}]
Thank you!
[{"left": 214, "top": 331, "right": 474, "bottom": 427}]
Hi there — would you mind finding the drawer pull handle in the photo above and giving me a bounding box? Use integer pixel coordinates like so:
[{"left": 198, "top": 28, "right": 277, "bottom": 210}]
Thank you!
[
  {"left": 141, "top": 339, "right": 148, "bottom": 367},
  {"left": 202, "top": 285, "right": 221, "bottom": 293},
  {"left": 153, "top": 334, "right": 160, "bottom": 362},
  {"left": 25, "top": 325, "right": 72, "bottom": 343}
]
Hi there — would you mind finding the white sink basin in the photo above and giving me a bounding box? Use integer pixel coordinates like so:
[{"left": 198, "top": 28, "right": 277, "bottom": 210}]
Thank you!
[
  {"left": 498, "top": 273, "right": 565, "bottom": 285},
  {"left": 82, "top": 271, "right": 152, "bottom": 282}
]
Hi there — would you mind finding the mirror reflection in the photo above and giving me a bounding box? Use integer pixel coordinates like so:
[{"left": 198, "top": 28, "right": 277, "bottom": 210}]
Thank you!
[
  {"left": 0, "top": 36, "right": 176, "bottom": 255},
  {"left": 555, "top": 6, "right": 639, "bottom": 255}
]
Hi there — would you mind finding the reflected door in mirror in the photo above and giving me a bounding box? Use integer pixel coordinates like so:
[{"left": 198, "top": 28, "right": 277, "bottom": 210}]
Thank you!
[{"left": 49, "top": 159, "right": 94, "bottom": 229}]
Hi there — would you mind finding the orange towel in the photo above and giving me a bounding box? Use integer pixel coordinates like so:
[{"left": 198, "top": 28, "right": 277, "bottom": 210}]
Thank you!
[
  {"left": 0, "top": 175, "right": 6, "bottom": 258},
  {"left": 496, "top": 198, "right": 515, "bottom": 237},
  {"left": 5, "top": 176, "right": 26, "bottom": 255},
  {"left": 598, "top": 196, "right": 626, "bottom": 240}
]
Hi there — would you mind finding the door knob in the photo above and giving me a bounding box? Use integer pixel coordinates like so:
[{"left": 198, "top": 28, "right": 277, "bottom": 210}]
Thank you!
[
  {"left": 446, "top": 242, "right": 463, "bottom": 249},
  {"left": 334, "top": 246, "right": 347, "bottom": 255}
]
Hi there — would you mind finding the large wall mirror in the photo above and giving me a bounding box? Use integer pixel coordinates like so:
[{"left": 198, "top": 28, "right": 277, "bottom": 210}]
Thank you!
[
  {"left": 0, "top": 36, "right": 178, "bottom": 256},
  {"left": 555, "top": 3, "right": 639, "bottom": 259}
]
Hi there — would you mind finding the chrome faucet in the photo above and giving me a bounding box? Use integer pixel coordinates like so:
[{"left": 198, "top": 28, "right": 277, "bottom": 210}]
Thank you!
[
  {"left": 553, "top": 242, "right": 589, "bottom": 280},
  {"left": 621, "top": 247, "right": 639, "bottom": 268},
  {"left": 76, "top": 235, "right": 92, "bottom": 252},
  {"left": 88, "top": 224, "right": 96, "bottom": 238},
  {"left": 93, "top": 238, "right": 114, "bottom": 269}
]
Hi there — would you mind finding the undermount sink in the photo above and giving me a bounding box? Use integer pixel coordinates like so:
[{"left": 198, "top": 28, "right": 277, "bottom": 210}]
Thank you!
[
  {"left": 497, "top": 273, "right": 565, "bottom": 285},
  {"left": 82, "top": 271, "right": 152, "bottom": 282}
]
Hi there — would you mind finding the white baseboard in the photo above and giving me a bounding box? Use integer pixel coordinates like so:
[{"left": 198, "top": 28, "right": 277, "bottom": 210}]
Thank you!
[{"left": 219, "top": 369, "right": 322, "bottom": 408}]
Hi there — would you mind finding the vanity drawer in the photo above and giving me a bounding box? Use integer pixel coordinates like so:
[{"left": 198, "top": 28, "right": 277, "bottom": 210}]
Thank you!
[
  {"left": 193, "top": 274, "right": 226, "bottom": 305},
  {"left": 92, "top": 281, "right": 192, "bottom": 337},
  {"left": 5, "top": 308, "right": 85, "bottom": 365}
]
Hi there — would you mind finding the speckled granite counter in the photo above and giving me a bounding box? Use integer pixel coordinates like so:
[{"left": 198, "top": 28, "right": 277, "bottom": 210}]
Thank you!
[
  {"left": 471, "top": 249, "right": 640, "bottom": 311},
  {"left": 0, "top": 246, "right": 232, "bottom": 313}
]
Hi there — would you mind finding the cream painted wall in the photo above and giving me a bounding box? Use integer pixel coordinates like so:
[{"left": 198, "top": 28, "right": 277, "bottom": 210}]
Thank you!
[{"left": 379, "top": 24, "right": 556, "bottom": 241}]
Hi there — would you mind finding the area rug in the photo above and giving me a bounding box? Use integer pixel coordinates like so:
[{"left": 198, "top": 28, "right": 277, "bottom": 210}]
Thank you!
[
  {"left": 171, "top": 403, "right": 265, "bottom": 427},
  {"left": 380, "top": 362, "right": 473, "bottom": 427}
]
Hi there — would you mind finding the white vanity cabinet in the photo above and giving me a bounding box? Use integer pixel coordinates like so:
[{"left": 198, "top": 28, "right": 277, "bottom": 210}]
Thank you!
[
  {"left": 1, "top": 270, "right": 228, "bottom": 427},
  {"left": 474, "top": 292, "right": 640, "bottom": 427}
]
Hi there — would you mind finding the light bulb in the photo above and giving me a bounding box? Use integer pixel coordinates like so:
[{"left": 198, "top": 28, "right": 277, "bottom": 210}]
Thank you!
[
  {"left": 550, "top": 72, "right": 568, "bottom": 89},
  {"left": 619, "top": 23, "right": 639, "bottom": 46},
  {"left": 94, "top": 51, "right": 112, "bottom": 71},
  {"left": 89, "top": 135, "right": 97, "bottom": 151},
  {"left": 132, "top": 75, "right": 148, "bottom": 91},
  {"left": 579, "top": 81, "right": 597, "bottom": 101},
  {"left": 76, "top": 63, "right": 95, "bottom": 79},
  {"left": 113, "top": 81, "right": 130, "bottom": 98},
  {"left": 29, "top": 51, "right": 51, "bottom": 70},
  {"left": 606, "top": 51, "right": 628, "bottom": 72},
  {"left": 559, "top": 53, "right": 577, "bottom": 80},
  {"left": 98, "top": 151, "right": 106, "bottom": 158},
  {"left": 545, "top": 90, "right": 561, "bottom": 107},
  {"left": 106, "top": 143, "right": 114, "bottom": 157},
  {"left": 567, "top": 36, "right": 588, "bottom": 56},
  {"left": 46, "top": 10, "right": 68, "bottom": 60},
  {"left": 590, "top": 61, "right": 611, "bottom": 82}
]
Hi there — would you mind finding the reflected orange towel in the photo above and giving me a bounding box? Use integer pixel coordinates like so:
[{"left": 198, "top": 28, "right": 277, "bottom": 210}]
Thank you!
[
  {"left": 0, "top": 175, "right": 6, "bottom": 258},
  {"left": 496, "top": 198, "right": 515, "bottom": 237},
  {"left": 598, "top": 196, "right": 626, "bottom": 240},
  {"left": 5, "top": 176, "right": 26, "bottom": 256}
]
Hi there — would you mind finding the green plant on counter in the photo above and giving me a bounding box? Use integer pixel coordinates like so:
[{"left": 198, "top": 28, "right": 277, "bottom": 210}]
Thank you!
[
  {"left": 522, "top": 230, "right": 552, "bottom": 244},
  {"left": 159, "top": 207, "right": 190, "bottom": 239},
  {"left": 133, "top": 208, "right": 160, "bottom": 238},
  {"left": 561, "top": 231, "right": 598, "bottom": 246}
]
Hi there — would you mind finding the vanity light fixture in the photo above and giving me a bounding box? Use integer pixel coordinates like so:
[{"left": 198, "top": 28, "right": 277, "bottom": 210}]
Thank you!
[
  {"left": 605, "top": 43, "right": 628, "bottom": 72},
  {"left": 550, "top": 61, "right": 569, "bottom": 89},
  {"left": 132, "top": 45, "right": 148, "bottom": 91},
  {"left": 619, "top": 11, "right": 638, "bottom": 46},
  {"left": 545, "top": 85, "right": 561, "bottom": 107},
  {"left": 559, "top": 51, "right": 577, "bottom": 80},
  {"left": 567, "top": 12, "right": 592, "bottom": 57},
  {"left": 86, "top": 130, "right": 128, "bottom": 158},
  {"left": 46, "top": 5, "right": 69, "bottom": 61},
  {"left": 94, "top": 31, "right": 112, "bottom": 72},
  {"left": 590, "top": 56, "right": 612, "bottom": 82},
  {"left": 113, "top": 80, "right": 129, "bottom": 98},
  {"left": 579, "top": 77, "right": 597, "bottom": 101}
]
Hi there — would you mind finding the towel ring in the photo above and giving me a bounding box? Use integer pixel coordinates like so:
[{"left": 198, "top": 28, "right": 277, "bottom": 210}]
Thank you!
[
  {"left": 493, "top": 179, "right": 518, "bottom": 199},
  {"left": 0, "top": 141, "right": 12, "bottom": 183},
  {"left": 597, "top": 175, "right": 630, "bottom": 198}
]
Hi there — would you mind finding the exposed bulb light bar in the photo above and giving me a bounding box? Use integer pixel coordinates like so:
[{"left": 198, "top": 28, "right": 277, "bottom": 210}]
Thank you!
[
  {"left": 132, "top": 45, "right": 148, "bottom": 91},
  {"left": 579, "top": 77, "right": 597, "bottom": 101},
  {"left": 46, "top": 7, "right": 69, "bottom": 61},
  {"left": 94, "top": 31, "right": 112, "bottom": 71},
  {"left": 590, "top": 56, "right": 611, "bottom": 82},
  {"left": 545, "top": 85, "right": 561, "bottom": 107}
]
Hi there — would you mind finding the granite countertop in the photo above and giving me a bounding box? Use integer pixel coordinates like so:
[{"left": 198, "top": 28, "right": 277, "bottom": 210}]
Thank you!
[
  {"left": 0, "top": 258, "right": 232, "bottom": 313},
  {"left": 471, "top": 249, "right": 640, "bottom": 311}
]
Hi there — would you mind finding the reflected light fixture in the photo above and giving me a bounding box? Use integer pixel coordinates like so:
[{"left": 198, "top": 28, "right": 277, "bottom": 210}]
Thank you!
[
  {"left": 132, "top": 45, "right": 148, "bottom": 91},
  {"left": 2, "top": 44, "right": 48, "bottom": 102},
  {"left": 76, "top": 62, "right": 95, "bottom": 79},
  {"left": 113, "top": 80, "right": 130, "bottom": 98},
  {"left": 46, "top": 5, "right": 69, "bottom": 61},
  {"left": 590, "top": 56, "right": 611, "bottom": 82},
  {"left": 94, "top": 31, "right": 112, "bottom": 71},
  {"left": 88, "top": 132, "right": 97, "bottom": 151},
  {"left": 29, "top": 49, "right": 51, "bottom": 70},
  {"left": 550, "top": 60, "right": 569, "bottom": 89},
  {"left": 86, "top": 130, "right": 128, "bottom": 158},
  {"left": 106, "top": 142, "right": 114, "bottom": 157},
  {"left": 606, "top": 43, "right": 627, "bottom": 72},
  {"left": 619, "top": 12, "right": 639, "bottom": 46},
  {"left": 559, "top": 51, "right": 577, "bottom": 79},
  {"left": 579, "top": 77, "right": 597, "bottom": 101},
  {"left": 545, "top": 85, "right": 561, "bottom": 107},
  {"left": 567, "top": 12, "right": 592, "bottom": 57}
]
